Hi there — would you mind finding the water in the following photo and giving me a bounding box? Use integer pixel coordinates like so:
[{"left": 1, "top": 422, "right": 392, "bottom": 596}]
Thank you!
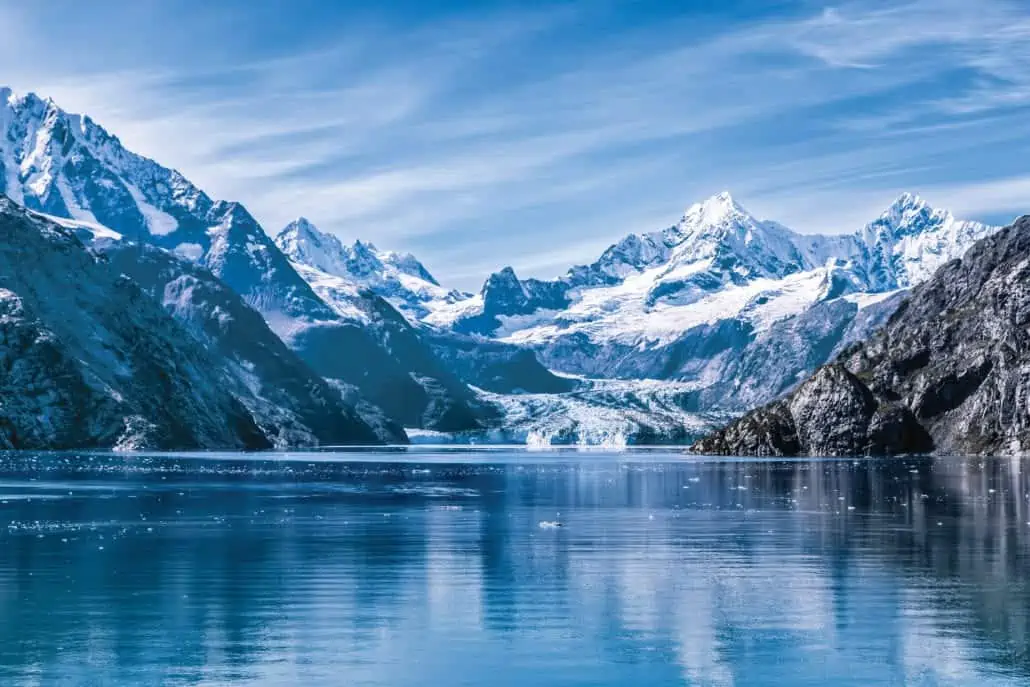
[{"left": 1, "top": 450, "right": 1029, "bottom": 686}]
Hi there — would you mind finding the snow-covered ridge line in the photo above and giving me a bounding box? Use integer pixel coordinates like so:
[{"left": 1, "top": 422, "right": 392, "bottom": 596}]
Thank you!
[
  {"left": 434, "top": 190, "right": 996, "bottom": 347},
  {"left": 0, "top": 87, "right": 492, "bottom": 437},
  {"left": 0, "top": 85, "right": 1007, "bottom": 443},
  {"left": 275, "top": 216, "right": 473, "bottom": 325}
]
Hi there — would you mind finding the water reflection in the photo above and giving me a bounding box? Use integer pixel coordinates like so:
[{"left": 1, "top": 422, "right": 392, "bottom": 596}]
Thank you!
[{"left": 0, "top": 453, "right": 1027, "bottom": 685}]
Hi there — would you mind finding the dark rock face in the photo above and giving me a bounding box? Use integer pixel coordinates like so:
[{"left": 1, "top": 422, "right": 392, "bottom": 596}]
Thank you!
[
  {"left": 453, "top": 266, "right": 570, "bottom": 336},
  {"left": 694, "top": 216, "right": 1030, "bottom": 456},
  {"left": 425, "top": 331, "right": 577, "bottom": 395},
  {"left": 0, "top": 200, "right": 270, "bottom": 450},
  {"left": 692, "top": 365, "right": 932, "bottom": 456},
  {"left": 0, "top": 92, "right": 490, "bottom": 435},
  {"left": 102, "top": 243, "right": 396, "bottom": 445},
  {"left": 291, "top": 306, "right": 494, "bottom": 432}
]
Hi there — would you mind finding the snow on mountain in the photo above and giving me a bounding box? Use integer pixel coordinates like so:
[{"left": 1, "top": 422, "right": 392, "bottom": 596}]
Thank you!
[
  {"left": 419, "top": 191, "right": 1000, "bottom": 412},
  {"left": 0, "top": 198, "right": 275, "bottom": 450},
  {"left": 275, "top": 217, "right": 470, "bottom": 324},
  {"left": 853, "top": 192, "right": 997, "bottom": 290},
  {"left": 276, "top": 217, "right": 583, "bottom": 400},
  {"left": 0, "top": 89, "right": 205, "bottom": 247},
  {"left": 449, "top": 192, "right": 995, "bottom": 347},
  {"left": 0, "top": 86, "right": 1005, "bottom": 444},
  {"left": 408, "top": 377, "right": 734, "bottom": 446},
  {"left": 269, "top": 183, "right": 999, "bottom": 424},
  {"left": 0, "top": 88, "right": 490, "bottom": 434}
]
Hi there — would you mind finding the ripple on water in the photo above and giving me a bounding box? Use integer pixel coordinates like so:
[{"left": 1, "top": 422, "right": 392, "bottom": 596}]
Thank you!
[{"left": 0, "top": 451, "right": 1027, "bottom": 687}]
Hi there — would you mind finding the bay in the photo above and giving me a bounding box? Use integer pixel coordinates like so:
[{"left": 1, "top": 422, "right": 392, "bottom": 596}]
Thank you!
[{"left": 0, "top": 450, "right": 1027, "bottom": 686}]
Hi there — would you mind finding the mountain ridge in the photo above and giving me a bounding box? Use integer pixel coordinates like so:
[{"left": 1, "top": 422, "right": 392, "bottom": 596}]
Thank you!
[
  {"left": 0, "top": 198, "right": 277, "bottom": 450},
  {"left": 0, "top": 88, "right": 491, "bottom": 435},
  {"left": 0, "top": 86, "right": 1011, "bottom": 447},
  {"left": 692, "top": 213, "right": 1030, "bottom": 456}
]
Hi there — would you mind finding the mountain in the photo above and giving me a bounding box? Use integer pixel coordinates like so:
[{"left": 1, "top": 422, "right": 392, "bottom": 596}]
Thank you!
[
  {"left": 276, "top": 217, "right": 461, "bottom": 323},
  {"left": 274, "top": 217, "right": 577, "bottom": 396},
  {"left": 0, "top": 89, "right": 487, "bottom": 433},
  {"left": 273, "top": 190, "right": 1001, "bottom": 443},
  {"left": 0, "top": 86, "right": 1007, "bottom": 447},
  {"left": 693, "top": 215, "right": 1030, "bottom": 456},
  {"left": 421, "top": 192, "right": 998, "bottom": 412},
  {"left": 85, "top": 237, "right": 398, "bottom": 445},
  {"left": 0, "top": 199, "right": 278, "bottom": 450}
]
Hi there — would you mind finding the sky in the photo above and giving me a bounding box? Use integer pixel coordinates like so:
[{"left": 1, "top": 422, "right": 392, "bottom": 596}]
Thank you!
[{"left": 3, "top": 0, "right": 1030, "bottom": 288}]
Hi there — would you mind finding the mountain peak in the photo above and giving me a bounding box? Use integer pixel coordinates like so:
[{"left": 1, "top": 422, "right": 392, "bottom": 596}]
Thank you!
[
  {"left": 683, "top": 191, "right": 749, "bottom": 225},
  {"left": 352, "top": 238, "right": 379, "bottom": 254},
  {"left": 1, "top": 87, "right": 38, "bottom": 108},
  {"left": 867, "top": 192, "right": 951, "bottom": 241},
  {"left": 279, "top": 216, "right": 324, "bottom": 241},
  {"left": 885, "top": 192, "right": 930, "bottom": 215},
  {"left": 211, "top": 200, "right": 254, "bottom": 225}
]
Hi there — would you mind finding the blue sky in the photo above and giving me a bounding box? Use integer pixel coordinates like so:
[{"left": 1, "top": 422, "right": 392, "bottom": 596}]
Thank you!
[{"left": 4, "top": 0, "right": 1030, "bottom": 288}]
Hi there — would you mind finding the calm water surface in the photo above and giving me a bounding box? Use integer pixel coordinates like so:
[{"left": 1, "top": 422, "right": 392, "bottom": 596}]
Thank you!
[{"left": 1, "top": 449, "right": 1028, "bottom": 686}]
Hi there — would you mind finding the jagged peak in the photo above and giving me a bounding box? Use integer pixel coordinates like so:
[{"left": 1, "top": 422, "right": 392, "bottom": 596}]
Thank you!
[
  {"left": 380, "top": 248, "right": 440, "bottom": 286},
  {"left": 866, "top": 192, "right": 952, "bottom": 240},
  {"left": 681, "top": 191, "right": 751, "bottom": 226},
  {"left": 291, "top": 216, "right": 316, "bottom": 230},
  {"left": 3, "top": 89, "right": 71, "bottom": 128},
  {"left": 1, "top": 88, "right": 42, "bottom": 109},
  {"left": 482, "top": 266, "right": 519, "bottom": 291},
  {"left": 210, "top": 200, "right": 258, "bottom": 227},
  {"left": 881, "top": 192, "right": 934, "bottom": 218},
  {"left": 480, "top": 266, "right": 529, "bottom": 303},
  {"left": 0, "top": 86, "right": 135, "bottom": 157},
  {"left": 278, "top": 216, "right": 323, "bottom": 240},
  {"left": 351, "top": 238, "right": 379, "bottom": 254}
]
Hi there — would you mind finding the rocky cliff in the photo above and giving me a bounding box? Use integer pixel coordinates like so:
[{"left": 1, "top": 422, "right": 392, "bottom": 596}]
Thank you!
[
  {"left": 0, "top": 199, "right": 273, "bottom": 450},
  {"left": 693, "top": 216, "right": 1030, "bottom": 456},
  {"left": 100, "top": 242, "right": 398, "bottom": 445}
]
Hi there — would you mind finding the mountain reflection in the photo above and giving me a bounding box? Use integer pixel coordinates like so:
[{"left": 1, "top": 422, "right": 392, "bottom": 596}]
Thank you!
[{"left": 0, "top": 453, "right": 1027, "bottom": 686}]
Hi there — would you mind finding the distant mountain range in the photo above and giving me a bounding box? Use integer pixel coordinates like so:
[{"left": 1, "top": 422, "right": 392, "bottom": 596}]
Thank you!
[
  {"left": 276, "top": 186, "right": 998, "bottom": 415},
  {"left": 0, "top": 88, "right": 1011, "bottom": 448}
]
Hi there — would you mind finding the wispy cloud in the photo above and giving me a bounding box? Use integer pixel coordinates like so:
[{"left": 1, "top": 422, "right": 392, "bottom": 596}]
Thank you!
[{"left": 5, "top": 0, "right": 1030, "bottom": 288}]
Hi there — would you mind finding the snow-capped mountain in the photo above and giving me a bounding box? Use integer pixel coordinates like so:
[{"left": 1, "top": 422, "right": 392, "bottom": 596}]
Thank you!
[
  {"left": 0, "top": 86, "right": 1008, "bottom": 446},
  {"left": 0, "top": 88, "right": 491, "bottom": 434},
  {"left": 273, "top": 183, "right": 1000, "bottom": 427},
  {"left": 275, "top": 216, "right": 580, "bottom": 397},
  {"left": 275, "top": 217, "right": 468, "bottom": 324},
  {"left": 440, "top": 192, "right": 994, "bottom": 342},
  {"left": 0, "top": 198, "right": 277, "bottom": 450},
  {"left": 1, "top": 89, "right": 210, "bottom": 249},
  {"left": 425, "top": 192, "right": 997, "bottom": 411},
  {"left": 275, "top": 188, "right": 1000, "bottom": 437},
  {"left": 853, "top": 192, "right": 997, "bottom": 290},
  {"left": 693, "top": 213, "right": 1030, "bottom": 457}
]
